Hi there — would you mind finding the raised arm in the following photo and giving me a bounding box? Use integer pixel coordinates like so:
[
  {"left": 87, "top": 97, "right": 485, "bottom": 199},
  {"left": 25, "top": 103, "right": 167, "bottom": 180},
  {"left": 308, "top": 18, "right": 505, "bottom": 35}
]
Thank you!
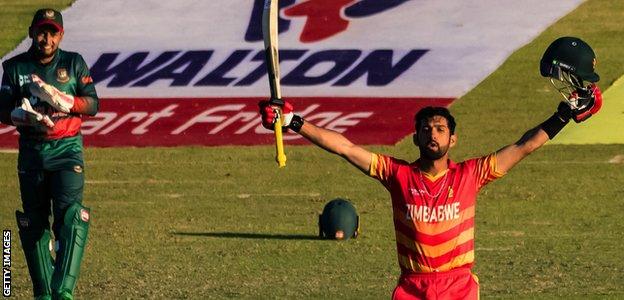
[
  {"left": 496, "top": 84, "right": 602, "bottom": 173},
  {"left": 297, "top": 121, "right": 372, "bottom": 173},
  {"left": 259, "top": 100, "right": 372, "bottom": 173}
]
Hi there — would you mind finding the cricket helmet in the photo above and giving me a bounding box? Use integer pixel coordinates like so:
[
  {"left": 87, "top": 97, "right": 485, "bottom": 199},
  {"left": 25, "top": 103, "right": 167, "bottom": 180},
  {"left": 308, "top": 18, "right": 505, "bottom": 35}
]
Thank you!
[
  {"left": 540, "top": 37, "right": 599, "bottom": 99},
  {"left": 319, "top": 198, "right": 359, "bottom": 240}
]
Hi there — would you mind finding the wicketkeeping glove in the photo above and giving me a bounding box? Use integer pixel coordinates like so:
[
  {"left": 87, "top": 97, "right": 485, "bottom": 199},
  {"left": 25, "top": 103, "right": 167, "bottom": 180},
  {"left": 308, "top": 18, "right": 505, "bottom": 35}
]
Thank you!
[
  {"left": 10, "top": 98, "right": 55, "bottom": 128},
  {"left": 29, "top": 74, "right": 74, "bottom": 113},
  {"left": 558, "top": 83, "right": 602, "bottom": 123},
  {"left": 259, "top": 99, "right": 294, "bottom": 130}
]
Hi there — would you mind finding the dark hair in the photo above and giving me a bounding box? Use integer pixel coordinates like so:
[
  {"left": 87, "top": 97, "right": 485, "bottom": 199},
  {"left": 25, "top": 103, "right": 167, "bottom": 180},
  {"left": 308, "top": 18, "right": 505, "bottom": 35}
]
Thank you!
[{"left": 414, "top": 106, "right": 456, "bottom": 134}]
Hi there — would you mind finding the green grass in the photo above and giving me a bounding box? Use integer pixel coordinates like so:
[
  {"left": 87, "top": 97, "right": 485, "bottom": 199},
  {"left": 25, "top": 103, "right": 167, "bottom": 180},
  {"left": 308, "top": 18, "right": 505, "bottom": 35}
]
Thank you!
[{"left": 1, "top": 0, "right": 623, "bottom": 299}]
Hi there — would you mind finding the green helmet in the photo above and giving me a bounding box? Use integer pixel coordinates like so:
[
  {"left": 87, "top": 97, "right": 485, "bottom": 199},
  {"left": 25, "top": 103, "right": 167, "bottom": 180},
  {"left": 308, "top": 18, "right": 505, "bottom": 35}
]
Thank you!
[
  {"left": 540, "top": 37, "right": 599, "bottom": 93},
  {"left": 318, "top": 198, "right": 359, "bottom": 240}
]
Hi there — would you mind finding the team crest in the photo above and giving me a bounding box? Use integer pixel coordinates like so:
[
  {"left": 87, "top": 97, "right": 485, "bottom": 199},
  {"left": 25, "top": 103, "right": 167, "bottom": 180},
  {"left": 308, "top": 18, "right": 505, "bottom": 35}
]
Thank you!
[
  {"left": 57, "top": 68, "right": 69, "bottom": 83},
  {"left": 45, "top": 10, "right": 55, "bottom": 19}
]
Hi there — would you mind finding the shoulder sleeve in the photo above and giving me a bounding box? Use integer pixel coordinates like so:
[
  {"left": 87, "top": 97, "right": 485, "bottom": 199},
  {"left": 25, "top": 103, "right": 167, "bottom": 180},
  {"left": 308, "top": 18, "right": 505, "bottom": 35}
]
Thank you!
[
  {"left": 369, "top": 153, "right": 400, "bottom": 186},
  {"left": 74, "top": 54, "right": 98, "bottom": 99},
  {"left": 71, "top": 54, "right": 99, "bottom": 115},
  {"left": 467, "top": 152, "right": 506, "bottom": 190}
]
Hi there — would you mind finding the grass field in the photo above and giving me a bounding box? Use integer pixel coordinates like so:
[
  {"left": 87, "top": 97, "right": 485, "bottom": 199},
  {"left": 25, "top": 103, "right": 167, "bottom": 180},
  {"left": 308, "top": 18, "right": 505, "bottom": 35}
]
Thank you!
[{"left": 1, "top": 0, "right": 623, "bottom": 299}]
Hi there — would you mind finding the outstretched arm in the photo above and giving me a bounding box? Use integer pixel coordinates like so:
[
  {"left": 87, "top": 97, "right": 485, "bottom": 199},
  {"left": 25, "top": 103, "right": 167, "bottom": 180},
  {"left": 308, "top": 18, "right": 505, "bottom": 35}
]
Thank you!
[
  {"left": 259, "top": 100, "right": 371, "bottom": 173},
  {"left": 496, "top": 84, "right": 603, "bottom": 173},
  {"left": 298, "top": 121, "right": 372, "bottom": 173},
  {"left": 495, "top": 125, "right": 549, "bottom": 174}
]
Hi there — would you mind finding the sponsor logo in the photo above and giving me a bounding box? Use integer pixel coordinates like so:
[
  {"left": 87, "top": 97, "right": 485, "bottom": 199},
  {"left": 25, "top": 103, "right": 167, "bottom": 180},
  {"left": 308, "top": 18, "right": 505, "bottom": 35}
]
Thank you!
[
  {"left": 91, "top": 49, "right": 427, "bottom": 88},
  {"left": 57, "top": 68, "right": 69, "bottom": 83},
  {"left": 245, "top": 0, "right": 408, "bottom": 43},
  {"left": 18, "top": 75, "right": 32, "bottom": 87},
  {"left": 80, "top": 209, "right": 90, "bottom": 222},
  {"left": 0, "top": 97, "right": 451, "bottom": 147}
]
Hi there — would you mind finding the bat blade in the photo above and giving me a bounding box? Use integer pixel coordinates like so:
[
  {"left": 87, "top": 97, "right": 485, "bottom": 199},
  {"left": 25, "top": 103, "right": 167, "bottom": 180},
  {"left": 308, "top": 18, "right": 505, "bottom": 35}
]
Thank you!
[{"left": 262, "top": 0, "right": 286, "bottom": 167}]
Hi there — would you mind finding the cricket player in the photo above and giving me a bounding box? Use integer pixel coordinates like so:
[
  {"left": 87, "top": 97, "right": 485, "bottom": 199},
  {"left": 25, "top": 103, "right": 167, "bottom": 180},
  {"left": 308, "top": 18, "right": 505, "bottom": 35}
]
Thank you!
[
  {"left": 0, "top": 8, "right": 98, "bottom": 300},
  {"left": 259, "top": 36, "right": 601, "bottom": 299}
]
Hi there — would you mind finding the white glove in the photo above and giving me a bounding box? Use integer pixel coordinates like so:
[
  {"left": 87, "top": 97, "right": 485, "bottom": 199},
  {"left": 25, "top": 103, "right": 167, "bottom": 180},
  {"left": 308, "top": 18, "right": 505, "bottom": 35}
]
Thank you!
[
  {"left": 29, "top": 74, "right": 74, "bottom": 113},
  {"left": 10, "top": 98, "right": 55, "bottom": 128}
]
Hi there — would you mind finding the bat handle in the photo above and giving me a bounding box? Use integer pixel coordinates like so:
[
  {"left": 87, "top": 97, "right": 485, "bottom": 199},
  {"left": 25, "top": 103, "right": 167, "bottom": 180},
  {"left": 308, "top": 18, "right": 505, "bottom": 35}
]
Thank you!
[{"left": 274, "top": 109, "right": 287, "bottom": 168}]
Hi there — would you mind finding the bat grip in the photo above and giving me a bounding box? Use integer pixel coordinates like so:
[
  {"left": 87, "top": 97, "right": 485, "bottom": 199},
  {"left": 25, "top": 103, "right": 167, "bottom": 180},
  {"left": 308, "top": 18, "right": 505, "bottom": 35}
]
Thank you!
[{"left": 269, "top": 98, "right": 284, "bottom": 106}]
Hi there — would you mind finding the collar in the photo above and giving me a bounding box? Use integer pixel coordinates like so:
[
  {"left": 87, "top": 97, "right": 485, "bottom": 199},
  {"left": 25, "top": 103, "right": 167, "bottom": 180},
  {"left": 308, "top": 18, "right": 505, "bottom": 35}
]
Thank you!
[{"left": 412, "top": 158, "right": 458, "bottom": 180}]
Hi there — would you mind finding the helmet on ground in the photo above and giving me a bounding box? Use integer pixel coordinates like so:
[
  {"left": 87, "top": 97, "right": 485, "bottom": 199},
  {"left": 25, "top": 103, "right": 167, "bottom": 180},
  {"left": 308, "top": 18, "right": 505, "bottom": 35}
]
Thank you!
[
  {"left": 318, "top": 198, "right": 359, "bottom": 240},
  {"left": 540, "top": 37, "right": 599, "bottom": 100}
]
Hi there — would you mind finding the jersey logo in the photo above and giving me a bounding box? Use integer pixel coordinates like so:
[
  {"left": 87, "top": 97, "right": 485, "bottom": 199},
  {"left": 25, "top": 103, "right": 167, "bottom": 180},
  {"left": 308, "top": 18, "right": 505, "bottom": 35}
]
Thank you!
[{"left": 57, "top": 68, "right": 69, "bottom": 83}]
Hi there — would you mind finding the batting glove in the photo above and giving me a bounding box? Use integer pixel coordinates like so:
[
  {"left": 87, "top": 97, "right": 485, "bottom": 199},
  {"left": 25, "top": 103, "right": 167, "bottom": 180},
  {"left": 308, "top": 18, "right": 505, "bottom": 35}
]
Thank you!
[
  {"left": 259, "top": 99, "right": 294, "bottom": 130},
  {"left": 559, "top": 84, "right": 602, "bottom": 123},
  {"left": 29, "top": 74, "right": 74, "bottom": 113},
  {"left": 10, "top": 98, "right": 55, "bottom": 128}
]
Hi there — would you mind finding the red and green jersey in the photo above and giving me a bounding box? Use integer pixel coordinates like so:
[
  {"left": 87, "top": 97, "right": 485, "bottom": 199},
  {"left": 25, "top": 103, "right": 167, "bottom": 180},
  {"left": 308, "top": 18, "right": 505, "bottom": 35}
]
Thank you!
[
  {"left": 0, "top": 47, "right": 98, "bottom": 140},
  {"left": 370, "top": 153, "right": 504, "bottom": 273}
]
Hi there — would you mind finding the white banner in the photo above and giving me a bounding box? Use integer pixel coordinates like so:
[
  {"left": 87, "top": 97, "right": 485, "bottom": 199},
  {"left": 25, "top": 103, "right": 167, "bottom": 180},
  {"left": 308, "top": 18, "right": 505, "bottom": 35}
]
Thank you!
[{"left": 1, "top": 0, "right": 584, "bottom": 99}]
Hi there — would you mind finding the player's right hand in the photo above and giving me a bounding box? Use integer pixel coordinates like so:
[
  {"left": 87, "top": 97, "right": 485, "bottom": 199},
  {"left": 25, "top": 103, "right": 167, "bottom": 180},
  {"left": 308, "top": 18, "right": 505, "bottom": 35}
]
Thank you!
[
  {"left": 556, "top": 84, "right": 602, "bottom": 123},
  {"left": 259, "top": 99, "right": 294, "bottom": 130},
  {"left": 10, "top": 98, "right": 55, "bottom": 128}
]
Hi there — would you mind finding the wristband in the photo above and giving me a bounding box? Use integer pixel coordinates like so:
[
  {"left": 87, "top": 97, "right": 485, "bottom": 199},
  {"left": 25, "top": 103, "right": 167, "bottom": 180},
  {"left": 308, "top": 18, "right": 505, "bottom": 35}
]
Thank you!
[
  {"left": 288, "top": 115, "right": 304, "bottom": 133},
  {"left": 540, "top": 113, "right": 569, "bottom": 139}
]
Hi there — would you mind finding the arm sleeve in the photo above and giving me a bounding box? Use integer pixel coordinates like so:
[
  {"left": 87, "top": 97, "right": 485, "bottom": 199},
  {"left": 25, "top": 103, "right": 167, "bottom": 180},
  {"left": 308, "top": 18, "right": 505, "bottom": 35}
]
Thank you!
[
  {"left": 70, "top": 54, "right": 99, "bottom": 116},
  {"left": 0, "top": 66, "right": 17, "bottom": 125},
  {"left": 369, "top": 153, "right": 399, "bottom": 189},
  {"left": 472, "top": 152, "right": 506, "bottom": 190}
]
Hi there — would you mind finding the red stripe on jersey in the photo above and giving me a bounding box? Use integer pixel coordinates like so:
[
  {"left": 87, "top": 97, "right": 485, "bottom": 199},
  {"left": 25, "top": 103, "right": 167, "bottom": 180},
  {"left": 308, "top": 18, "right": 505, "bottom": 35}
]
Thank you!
[
  {"left": 397, "top": 239, "right": 474, "bottom": 269},
  {"left": 47, "top": 116, "right": 82, "bottom": 140},
  {"left": 394, "top": 216, "right": 474, "bottom": 246}
]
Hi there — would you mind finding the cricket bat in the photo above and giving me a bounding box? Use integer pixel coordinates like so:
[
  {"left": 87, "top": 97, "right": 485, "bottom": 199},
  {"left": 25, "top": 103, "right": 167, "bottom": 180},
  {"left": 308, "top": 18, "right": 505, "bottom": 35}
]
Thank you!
[{"left": 262, "top": 0, "right": 287, "bottom": 168}]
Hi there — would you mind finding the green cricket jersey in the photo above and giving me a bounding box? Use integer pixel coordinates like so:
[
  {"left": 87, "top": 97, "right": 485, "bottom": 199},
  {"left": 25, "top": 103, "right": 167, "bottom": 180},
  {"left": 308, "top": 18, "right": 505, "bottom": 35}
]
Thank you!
[{"left": 0, "top": 47, "right": 99, "bottom": 140}]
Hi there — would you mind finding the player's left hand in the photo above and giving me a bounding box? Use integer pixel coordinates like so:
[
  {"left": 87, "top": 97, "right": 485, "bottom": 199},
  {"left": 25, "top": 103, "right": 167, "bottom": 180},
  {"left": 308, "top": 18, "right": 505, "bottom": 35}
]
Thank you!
[
  {"left": 561, "top": 84, "right": 602, "bottom": 123},
  {"left": 10, "top": 98, "right": 55, "bottom": 128},
  {"left": 258, "top": 99, "right": 294, "bottom": 130},
  {"left": 29, "top": 74, "right": 74, "bottom": 113}
]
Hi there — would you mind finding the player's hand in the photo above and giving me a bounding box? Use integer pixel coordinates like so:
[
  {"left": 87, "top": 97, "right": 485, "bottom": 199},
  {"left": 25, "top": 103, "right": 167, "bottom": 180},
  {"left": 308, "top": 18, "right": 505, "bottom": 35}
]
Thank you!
[
  {"left": 556, "top": 84, "right": 602, "bottom": 123},
  {"left": 10, "top": 98, "right": 55, "bottom": 128},
  {"left": 29, "top": 74, "right": 74, "bottom": 113},
  {"left": 259, "top": 99, "right": 294, "bottom": 130}
]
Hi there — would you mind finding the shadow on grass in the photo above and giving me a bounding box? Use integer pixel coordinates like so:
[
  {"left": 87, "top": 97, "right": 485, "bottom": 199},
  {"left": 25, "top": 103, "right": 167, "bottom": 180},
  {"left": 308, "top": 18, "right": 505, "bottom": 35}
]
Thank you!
[{"left": 172, "top": 231, "right": 321, "bottom": 240}]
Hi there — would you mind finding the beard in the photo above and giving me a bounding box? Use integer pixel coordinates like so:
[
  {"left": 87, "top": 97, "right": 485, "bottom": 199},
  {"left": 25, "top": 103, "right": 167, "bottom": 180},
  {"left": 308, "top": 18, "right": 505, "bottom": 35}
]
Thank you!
[
  {"left": 418, "top": 141, "right": 449, "bottom": 160},
  {"left": 36, "top": 44, "right": 56, "bottom": 59}
]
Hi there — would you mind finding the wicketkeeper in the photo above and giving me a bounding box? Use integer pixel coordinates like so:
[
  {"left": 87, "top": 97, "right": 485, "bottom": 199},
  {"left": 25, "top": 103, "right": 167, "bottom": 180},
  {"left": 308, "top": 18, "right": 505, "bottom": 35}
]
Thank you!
[
  {"left": 259, "top": 36, "right": 602, "bottom": 299},
  {"left": 0, "top": 8, "right": 98, "bottom": 300}
]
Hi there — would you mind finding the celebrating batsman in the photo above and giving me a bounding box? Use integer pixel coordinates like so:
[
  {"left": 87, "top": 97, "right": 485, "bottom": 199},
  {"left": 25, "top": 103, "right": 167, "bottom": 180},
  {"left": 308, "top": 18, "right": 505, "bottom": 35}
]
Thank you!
[
  {"left": 0, "top": 8, "right": 98, "bottom": 300},
  {"left": 259, "top": 36, "right": 601, "bottom": 299}
]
